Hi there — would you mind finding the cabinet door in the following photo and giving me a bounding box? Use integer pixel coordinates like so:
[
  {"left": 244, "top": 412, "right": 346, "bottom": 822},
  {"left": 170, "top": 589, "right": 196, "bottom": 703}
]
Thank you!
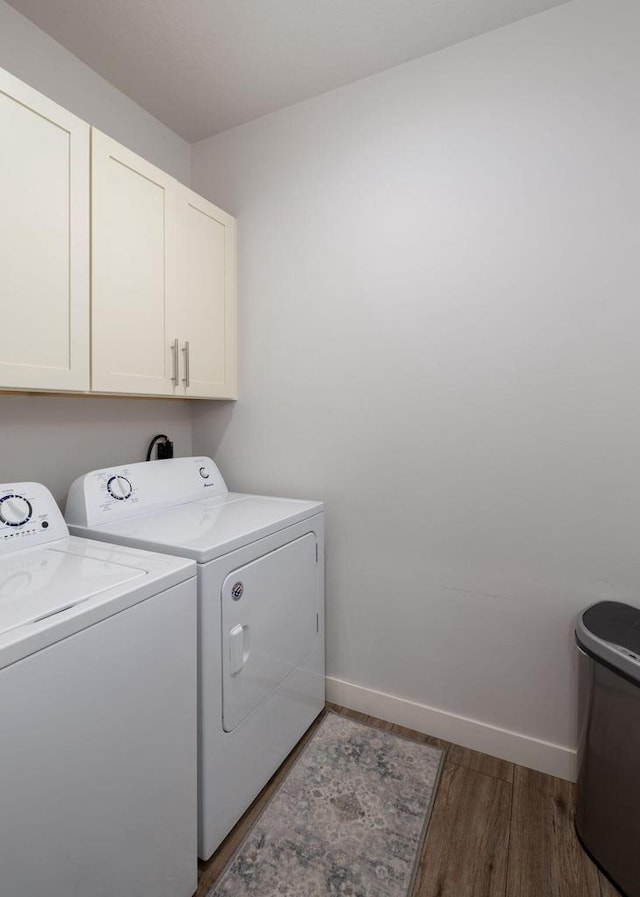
[
  {"left": 91, "top": 130, "right": 179, "bottom": 395},
  {"left": 0, "top": 68, "right": 89, "bottom": 392},
  {"left": 177, "top": 187, "right": 237, "bottom": 399}
]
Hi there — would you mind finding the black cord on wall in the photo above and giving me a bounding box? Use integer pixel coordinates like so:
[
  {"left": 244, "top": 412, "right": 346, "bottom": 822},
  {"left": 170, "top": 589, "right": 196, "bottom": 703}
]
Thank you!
[{"left": 146, "top": 434, "right": 174, "bottom": 461}]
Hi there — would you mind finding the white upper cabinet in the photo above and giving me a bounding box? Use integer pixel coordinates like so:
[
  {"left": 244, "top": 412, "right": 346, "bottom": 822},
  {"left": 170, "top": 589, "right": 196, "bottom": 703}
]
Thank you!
[
  {"left": 91, "top": 131, "right": 237, "bottom": 399},
  {"left": 91, "top": 130, "right": 179, "bottom": 396},
  {"left": 0, "top": 68, "right": 90, "bottom": 392},
  {"left": 0, "top": 67, "right": 236, "bottom": 400},
  {"left": 177, "top": 188, "right": 237, "bottom": 399}
]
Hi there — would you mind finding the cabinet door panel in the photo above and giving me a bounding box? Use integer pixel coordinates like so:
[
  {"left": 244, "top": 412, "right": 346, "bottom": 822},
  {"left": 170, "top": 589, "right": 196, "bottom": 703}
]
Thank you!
[
  {"left": 0, "top": 68, "right": 89, "bottom": 391},
  {"left": 91, "top": 130, "right": 178, "bottom": 395},
  {"left": 178, "top": 189, "right": 237, "bottom": 399}
]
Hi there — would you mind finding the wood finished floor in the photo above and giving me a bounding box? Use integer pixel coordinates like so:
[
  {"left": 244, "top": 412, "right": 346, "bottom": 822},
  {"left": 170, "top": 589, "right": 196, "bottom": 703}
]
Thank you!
[{"left": 196, "top": 704, "right": 620, "bottom": 897}]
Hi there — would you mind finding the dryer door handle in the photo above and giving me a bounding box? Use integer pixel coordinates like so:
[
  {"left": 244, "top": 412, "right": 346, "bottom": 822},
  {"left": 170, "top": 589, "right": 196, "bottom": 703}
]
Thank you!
[{"left": 229, "top": 624, "right": 250, "bottom": 676}]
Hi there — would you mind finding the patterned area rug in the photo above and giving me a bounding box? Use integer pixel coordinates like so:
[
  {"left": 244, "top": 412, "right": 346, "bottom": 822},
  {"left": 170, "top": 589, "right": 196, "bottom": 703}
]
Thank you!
[{"left": 208, "top": 712, "right": 445, "bottom": 897}]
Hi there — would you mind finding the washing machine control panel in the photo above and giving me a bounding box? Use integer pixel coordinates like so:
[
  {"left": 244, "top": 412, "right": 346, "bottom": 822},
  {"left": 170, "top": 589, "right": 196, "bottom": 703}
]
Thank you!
[
  {"left": 0, "top": 482, "right": 68, "bottom": 553},
  {"left": 65, "top": 457, "right": 228, "bottom": 527},
  {"left": 0, "top": 494, "right": 32, "bottom": 527},
  {"left": 107, "top": 475, "right": 133, "bottom": 501}
]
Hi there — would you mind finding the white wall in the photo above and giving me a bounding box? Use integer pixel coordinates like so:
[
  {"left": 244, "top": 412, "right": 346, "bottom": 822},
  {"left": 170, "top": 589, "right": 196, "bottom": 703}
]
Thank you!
[
  {"left": 0, "top": 0, "right": 192, "bottom": 504},
  {"left": 192, "top": 0, "right": 640, "bottom": 778}
]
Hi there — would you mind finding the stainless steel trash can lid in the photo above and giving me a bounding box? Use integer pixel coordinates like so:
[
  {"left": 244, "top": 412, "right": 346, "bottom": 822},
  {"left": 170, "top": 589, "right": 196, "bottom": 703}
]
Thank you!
[{"left": 576, "top": 600, "right": 640, "bottom": 685}]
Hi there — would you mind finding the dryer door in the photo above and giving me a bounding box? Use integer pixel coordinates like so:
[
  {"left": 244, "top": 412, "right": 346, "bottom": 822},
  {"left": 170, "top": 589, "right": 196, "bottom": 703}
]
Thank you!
[{"left": 221, "top": 532, "right": 318, "bottom": 733}]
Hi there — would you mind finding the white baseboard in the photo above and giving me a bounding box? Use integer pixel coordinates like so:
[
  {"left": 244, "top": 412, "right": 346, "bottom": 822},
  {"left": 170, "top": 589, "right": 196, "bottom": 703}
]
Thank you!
[{"left": 326, "top": 676, "right": 577, "bottom": 782}]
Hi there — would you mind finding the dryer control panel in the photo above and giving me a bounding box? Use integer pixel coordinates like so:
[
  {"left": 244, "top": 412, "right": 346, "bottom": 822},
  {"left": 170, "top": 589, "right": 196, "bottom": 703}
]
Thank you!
[
  {"left": 65, "top": 457, "right": 228, "bottom": 527},
  {"left": 0, "top": 482, "right": 68, "bottom": 554}
]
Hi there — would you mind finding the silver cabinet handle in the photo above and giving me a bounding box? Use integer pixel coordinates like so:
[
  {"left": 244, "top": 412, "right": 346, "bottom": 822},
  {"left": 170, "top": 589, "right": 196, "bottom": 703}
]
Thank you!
[
  {"left": 182, "top": 341, "right": 190, "bottom": 388},
  {"left": 171, "top": 338, "right": 179, "bottom": 385}
]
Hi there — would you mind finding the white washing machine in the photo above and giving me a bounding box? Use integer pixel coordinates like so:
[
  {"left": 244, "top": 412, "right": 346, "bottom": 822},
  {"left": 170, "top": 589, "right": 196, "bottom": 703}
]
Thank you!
[
  {"left": 66, "top": 456, "right": 325, "bottom": 860},
  {"left": 0, "top": 482, "right": 198, "bottom": 897}
]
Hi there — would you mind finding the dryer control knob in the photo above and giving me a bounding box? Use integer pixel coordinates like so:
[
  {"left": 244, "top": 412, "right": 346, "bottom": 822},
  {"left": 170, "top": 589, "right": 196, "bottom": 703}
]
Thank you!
[
  {"left": 0, "top": 494, "right": 32, "bottom": 527},
  {"left": 199, "top": 467, "right": 210, "bottom": 479},
  {"left": 107, "top": 475, "right": 132, "bottom": 501}
]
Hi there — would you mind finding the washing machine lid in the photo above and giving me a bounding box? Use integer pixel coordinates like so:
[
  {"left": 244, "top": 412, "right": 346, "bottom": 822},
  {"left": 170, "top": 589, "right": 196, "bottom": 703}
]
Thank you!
[
  {"left": 0, "top": 546, "right": 145, "bottom": 637},
  {"left": 69, "top": 493, "right": 323, "bottom": 564},
  {"left": 0, "top": 536, "right": 195, "bottom": 670}
]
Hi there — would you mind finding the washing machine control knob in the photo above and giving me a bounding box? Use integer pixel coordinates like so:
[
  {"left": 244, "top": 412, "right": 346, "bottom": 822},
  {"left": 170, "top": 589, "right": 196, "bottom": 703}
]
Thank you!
[
  {"left": 107, "top": 475, "right": 132, "bottom": 501},
  {"left": 199, "top": 467, "right": 210, "bottom": 479},
  {"left": 0, "top": 494, "right": 33, "bottom": 527}
]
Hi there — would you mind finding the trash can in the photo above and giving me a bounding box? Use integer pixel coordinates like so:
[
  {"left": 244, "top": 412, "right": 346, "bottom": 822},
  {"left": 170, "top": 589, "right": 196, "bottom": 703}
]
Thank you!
[{"left": 576, "top": 601, "right": 640, "bottom": 897}]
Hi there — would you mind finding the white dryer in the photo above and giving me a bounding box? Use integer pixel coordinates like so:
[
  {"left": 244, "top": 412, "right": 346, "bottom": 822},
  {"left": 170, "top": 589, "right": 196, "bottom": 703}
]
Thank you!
[
  {"left": 66, "top": 456, "right": 325, "bottom": 860},
  {"left": 0, "top": 482, "right": 198, "bottom": 897}
]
